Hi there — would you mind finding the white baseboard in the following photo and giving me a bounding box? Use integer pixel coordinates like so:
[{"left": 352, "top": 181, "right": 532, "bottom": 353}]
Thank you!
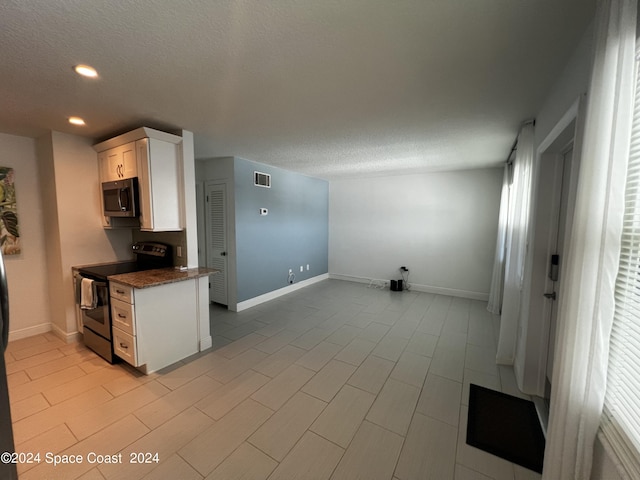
[
  {"left": 50, "top": 324, "right": 82, "bottom": 344},
  {"left": 236, "top": 274, "right": 330, "bottom": 312},
  {"left": 200, "top": 335, "right": 213, "bottom": 351},
  {"left": 328, "top": 273, "right": 489, "bottom": 301},
  {"left": 409, "top": 283, "right": 489, "bottom": 301},
  {"left": 9, "top": 322, "right": 82, "bottom": 344},
  {"left": 8, "top": 323, "right": 52, "bottom": 342},
  {"left": 329, "top": 273, "right": 389, "bottom": 288}
]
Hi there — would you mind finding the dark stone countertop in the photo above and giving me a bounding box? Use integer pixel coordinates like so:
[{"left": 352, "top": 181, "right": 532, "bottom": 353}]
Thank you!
[{"left": 108, "top": 267, "right": 219, "bottom": 289}]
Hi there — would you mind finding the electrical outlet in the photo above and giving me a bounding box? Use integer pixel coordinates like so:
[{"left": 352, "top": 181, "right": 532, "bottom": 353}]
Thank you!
[
  {"left": 177, "top": 246, "right": 182, "bottom": 257},
  {"left": 306, "top": 264, "right": 309, "bottom": 271},
  {"left": 289, "top": 269, "right": 293, "bottom": 274},
  {"left": 300, "top": 266, "right": 303, "bottom": 272}
]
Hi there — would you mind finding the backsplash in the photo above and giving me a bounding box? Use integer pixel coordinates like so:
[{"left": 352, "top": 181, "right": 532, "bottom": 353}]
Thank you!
[{"left": 132, "top": 230, "right": 187, "bottom": 266}]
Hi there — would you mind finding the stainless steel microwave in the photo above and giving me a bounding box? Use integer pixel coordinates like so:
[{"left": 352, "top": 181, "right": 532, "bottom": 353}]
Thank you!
[{"left": 102, "top": 178, "right": 139, "bottom": 217}]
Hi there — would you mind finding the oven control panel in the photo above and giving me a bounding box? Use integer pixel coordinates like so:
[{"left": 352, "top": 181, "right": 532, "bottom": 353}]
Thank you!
[{"left": 132, "top": 242, "right": 168, "bottom": 257}]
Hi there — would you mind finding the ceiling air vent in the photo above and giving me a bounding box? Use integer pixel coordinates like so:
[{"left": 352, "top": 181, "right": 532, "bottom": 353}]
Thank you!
[{"left": 254, "top": 171, "right": 271, "bottom": 188}]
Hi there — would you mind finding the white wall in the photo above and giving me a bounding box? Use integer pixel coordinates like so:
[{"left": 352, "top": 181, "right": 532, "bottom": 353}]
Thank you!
[
  {"left": 534, "top": 22, "right": 594, "bottom": 153},
  {"left": 53, "top": 131, "right": 133, "bottom": 336},
  {"left": 329, "top": 168, "right": 502, "bottom": 299},
  {"left": 0, "top": 133, "right": 51, "bottom": 338},
  {"left": 39, "top": 131, "right": 132, "bottom": 339},
  {"left": 37, "top": 132, "right": 66, "bottom": 339}
]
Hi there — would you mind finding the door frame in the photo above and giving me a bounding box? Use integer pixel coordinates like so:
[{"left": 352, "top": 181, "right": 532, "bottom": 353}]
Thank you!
[
  {"left": 205, "top": 182, "right": 228, "bottom": 306},
  {"left": 515, "top": 95, "right": 586, "bottom": 398},
  {"left": 538, "top": 143, "right": 573, "bottom": 393},
  {"left": 534, "top": 100, "right": 584, "bottom": 397},
  {"left": 203, "top": 179, "right": 238, "bottom": 311}
]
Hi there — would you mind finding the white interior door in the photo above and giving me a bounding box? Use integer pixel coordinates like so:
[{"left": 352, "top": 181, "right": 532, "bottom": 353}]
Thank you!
[
  {"left": 545, "top": 147, "right": 573, "bottom": 392},
  {"left": 206, "top": 183, "right": 228, "bottom": 305}
]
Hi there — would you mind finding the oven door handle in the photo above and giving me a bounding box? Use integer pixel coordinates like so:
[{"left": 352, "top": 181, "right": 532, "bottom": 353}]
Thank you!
[
  {"left": 76, "top": 275, "right": 107, "bottom": 305},
  {"left": 78, "top": 277, "right": 107, "bottom": 289}
]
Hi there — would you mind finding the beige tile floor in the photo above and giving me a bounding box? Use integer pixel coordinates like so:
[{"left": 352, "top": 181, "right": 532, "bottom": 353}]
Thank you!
[{"left": 5, "top": 279, "right": 542, "bottom": 480}]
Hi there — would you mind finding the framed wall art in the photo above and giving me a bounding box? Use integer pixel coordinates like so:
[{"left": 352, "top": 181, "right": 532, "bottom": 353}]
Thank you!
[{"left": 0, "top": 167, "right": 19, "bottom": 255}]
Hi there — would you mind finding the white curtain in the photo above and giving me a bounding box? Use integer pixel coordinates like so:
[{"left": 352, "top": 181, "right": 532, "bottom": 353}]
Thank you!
[
  {"left": 487, "top": 164, "right": 511, "bottom": 314},
  {"left": 543, "top": 0, "right": 637, "bottom": 478},
  {"left": 496, "top": 124, "right": 534, "bottom": 364}
]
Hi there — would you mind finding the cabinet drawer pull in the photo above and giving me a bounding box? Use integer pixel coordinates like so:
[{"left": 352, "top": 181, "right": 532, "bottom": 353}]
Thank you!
[
  {"left": 119, "top": 343, "right": 128, "bottom": 349},
  {"left": 118, "top": 313, "right": 127, "bottom": 318},
  {"left": 116, "top": 289, "right": 125, "bottom": 295}
]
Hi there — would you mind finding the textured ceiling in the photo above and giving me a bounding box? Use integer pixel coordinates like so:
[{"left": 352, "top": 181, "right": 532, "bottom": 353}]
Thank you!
[{"left": 0, "top": 0, "right": 595, "bottom": 179}]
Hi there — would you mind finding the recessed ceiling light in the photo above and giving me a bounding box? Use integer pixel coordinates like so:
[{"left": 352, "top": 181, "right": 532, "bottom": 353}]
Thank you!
[
  {"left": 74, "top": 64, "right": 98, "bottom": 78},
  {"left": 68, "top": 117, "right": 86, "bottom": 126}
]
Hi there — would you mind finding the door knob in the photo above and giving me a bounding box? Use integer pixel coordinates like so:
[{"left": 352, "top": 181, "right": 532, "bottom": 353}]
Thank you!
[
  {"left": 544, "top": 292, "right": 557, "bottom": 300},
  {"left": 220, "top": 252, "right": 227, "bottom": 256}
]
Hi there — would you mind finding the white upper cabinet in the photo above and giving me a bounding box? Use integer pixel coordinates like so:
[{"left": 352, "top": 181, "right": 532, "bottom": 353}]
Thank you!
[
  {"left": 100, "top": 141, "right": 137, "bottom": 181},
  {"left": 94, "top": 127, "right": 184, "bottom": 232},
  {"left": 136, "top": 138, "right": 182, "bottom": 232}
]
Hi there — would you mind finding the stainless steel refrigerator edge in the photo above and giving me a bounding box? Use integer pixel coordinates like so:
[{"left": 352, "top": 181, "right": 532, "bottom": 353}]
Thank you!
[{"left": 0, "top": 250, "right": 18, "bottom": 479}]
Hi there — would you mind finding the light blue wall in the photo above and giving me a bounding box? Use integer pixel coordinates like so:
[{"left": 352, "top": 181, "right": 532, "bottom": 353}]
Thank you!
[{"left": 233, "top": 158, "right": 328, "bottom": 302}]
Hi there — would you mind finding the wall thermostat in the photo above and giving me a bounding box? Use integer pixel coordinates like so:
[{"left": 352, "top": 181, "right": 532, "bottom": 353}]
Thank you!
[{"left": 259, "top": 208, "right": 268, "bottom": 215}]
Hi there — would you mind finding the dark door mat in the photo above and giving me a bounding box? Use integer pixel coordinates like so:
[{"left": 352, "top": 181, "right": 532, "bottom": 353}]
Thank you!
[{"left": 467, "top": 384, "right": 546, "bottom": 473}]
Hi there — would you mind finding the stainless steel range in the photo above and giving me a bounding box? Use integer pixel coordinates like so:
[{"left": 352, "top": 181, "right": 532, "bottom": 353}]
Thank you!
[{"left": 74, "top": 242, "right": 172, "bottom": 363}]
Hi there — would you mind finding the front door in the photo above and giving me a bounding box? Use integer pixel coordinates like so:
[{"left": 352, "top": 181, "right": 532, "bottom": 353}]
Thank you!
[{"left": 545, "top": 146, "right": 573, "bottom": 394}]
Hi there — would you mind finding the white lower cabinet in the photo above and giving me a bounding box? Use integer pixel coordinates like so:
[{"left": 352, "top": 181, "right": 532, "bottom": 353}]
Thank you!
[
  {"left": 110, "top": 283, "right": 138, "bottom": 367},
  {"left": 111, "top": 297, "right": 135, "bottom": 335},
  {"left": 113, "top": 328, "right": 137, "bottom": 366},
  {"left": 110, "top": 282, "right": 133, "bottom": 303},
  {"left": 110, "top": 279, "right": 199, "bottom": 374}
]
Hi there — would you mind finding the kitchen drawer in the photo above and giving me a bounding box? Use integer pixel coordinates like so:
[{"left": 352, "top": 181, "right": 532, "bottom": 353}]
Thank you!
[
  {"left": 113, "top": 327, "right": 138, "bottom": 366},
  {"left": 111, "top": 297, "right": 135, "bottom": 335},
  {"left": 110, "top": 282, "right": 133, "bottom": 304}
]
